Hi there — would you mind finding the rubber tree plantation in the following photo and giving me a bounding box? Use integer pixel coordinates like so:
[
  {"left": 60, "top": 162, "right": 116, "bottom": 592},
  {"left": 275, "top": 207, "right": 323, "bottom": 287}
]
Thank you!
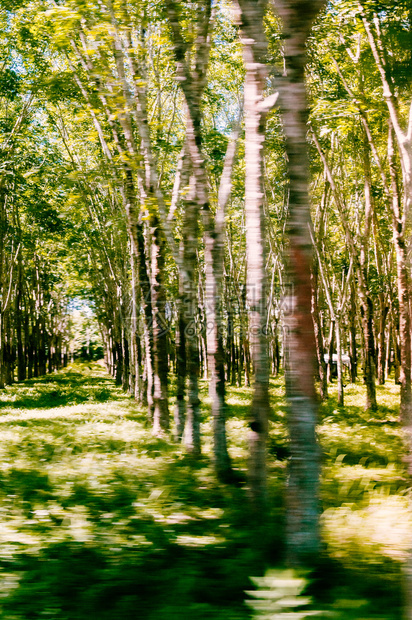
[{"left": 0, "top": 0, "right": 410, "bottom": 618}]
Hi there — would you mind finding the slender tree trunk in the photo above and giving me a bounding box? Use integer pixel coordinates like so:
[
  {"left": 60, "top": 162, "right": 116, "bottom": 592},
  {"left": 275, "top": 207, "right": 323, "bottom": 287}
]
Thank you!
[
  {"left": 235, "top": 0, "right": 273, "bottom": 508},
  {"left": 114, "top": 338, "right": 123, "bottom": 386},
  {"left": 151, "top": 213, "right": 170, "bottom": 434},
  {"left": 377, "top": 299, "right": 389, "bottom": 385},
  {"left": 174, "top": 293, "right": 187, "bottom": 442},
  {"left": 312, "top": 259, "right": 327, "bottom": 400},
  {"left": 362, "top": 297, "right": 377, "bottom": 411},
  {"left": 204, "top": 133, "right": 238, "bottom": 478},
  {"left": 387, "top": 126, "right": 412, "bottom": 421},
  {"left": 130, "top": 249, "right": 140, "bottom": 400},
  {"left": 33, "top": 319, "right": 39, "bottom": 378},
  {"left": 16, "top": 259, "right": 26, "bottom": 381},
  {"left": 182, "top": 190, "right": 201, "bottom": 457},
  {"left": 240, "top": 283, "right": 251, "bottom": 387},
  {"left": 38, "top": 317, "right": 46, "bottom": 377},
  {"left": 26, "top": 311, "right": 32, "bottom": 380},
  {"left": 272, "top": 322, "right": 281, "bottom": 377},
  {"left": 349, "top": 282, "right": 358, "bottom": 383},
  {"left": 335, "top": 316, "right": 344, "bottom": 407},
  {"left": 276, "top": 0, "right": 326, "bottom": 564},
  {"left": 133, "top": 211, "right": 155, "bottom": 414},
  {"left": 122, "top": 328, "right": 130, "bottom": 392},
  {"left": 391, "top": 313, "right": 401, "bottom": 384},
  {"left": 361, "top": 138, "right": 377, "bottom": 411},
  {"left": 4, "top": 313, "right": 12, "bottom": 385}
]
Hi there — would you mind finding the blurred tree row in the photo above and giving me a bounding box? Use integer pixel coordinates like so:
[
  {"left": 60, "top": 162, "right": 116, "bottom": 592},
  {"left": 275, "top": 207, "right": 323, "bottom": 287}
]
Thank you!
[{"left": 0, "top": 6, "right": 73, "bottom": 384}]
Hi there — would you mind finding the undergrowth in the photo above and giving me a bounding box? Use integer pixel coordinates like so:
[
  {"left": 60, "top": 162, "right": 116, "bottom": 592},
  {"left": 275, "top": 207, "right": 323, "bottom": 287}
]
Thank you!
[{"left": 0, "top": 363, "right": 406, "bottom": 618}]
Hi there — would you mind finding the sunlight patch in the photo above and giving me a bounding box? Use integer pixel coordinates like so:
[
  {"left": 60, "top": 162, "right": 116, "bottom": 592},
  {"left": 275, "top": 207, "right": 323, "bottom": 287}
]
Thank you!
[
  {"left": 175, "top": 534, "right": 225, "bottom": 547},
  {"left": 322, "top": 494, "right": 411, "bottom": 561}
]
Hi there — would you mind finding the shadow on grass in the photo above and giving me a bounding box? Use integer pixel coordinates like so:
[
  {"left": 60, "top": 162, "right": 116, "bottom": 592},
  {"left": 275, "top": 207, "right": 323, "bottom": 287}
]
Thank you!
[
  {"left": 0, "top": 467, "right": 52, "bottom": 504},
  {"left": 0, "top": 462, "right": 284, "bottom": 620},
  {"left": 2, "top": 526, "right": 403, "bottom": 620},
  {"left": 319, "top": 387, "right": 404, "bottom": 466},
  {"left": 307, "top": 554, "right": 403, "bottom": 620},
  {"left": 1, "top": 538, "right": 263, "bottom": 620}
]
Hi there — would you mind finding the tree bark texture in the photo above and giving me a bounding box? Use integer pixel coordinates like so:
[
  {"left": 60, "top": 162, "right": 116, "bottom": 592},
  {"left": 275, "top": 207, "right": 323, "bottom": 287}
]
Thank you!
[{"left": 276, "top": 0, "right": 326, "bottom": 564}]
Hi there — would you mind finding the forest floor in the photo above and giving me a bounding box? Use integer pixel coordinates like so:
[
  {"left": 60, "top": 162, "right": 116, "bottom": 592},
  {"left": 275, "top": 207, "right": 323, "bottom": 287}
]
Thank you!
[{"left": 0, "top": 362, "right": 407, "bottom": 619}]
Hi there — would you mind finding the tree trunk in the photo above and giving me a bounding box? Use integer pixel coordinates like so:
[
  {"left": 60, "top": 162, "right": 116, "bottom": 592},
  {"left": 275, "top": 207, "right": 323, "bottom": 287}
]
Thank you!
[
  {"left": 235, "top": 0, "right": 273, "bottom": 509},
  {"left": 204, "top": 131, "right": 238, "bottom": 479},
  {"left": 16, "top": 260, "right": 26, "bottom": 381},
  {"left": 335, "top": 317, "right": 344, "bottom": 407},
  {"left": 362, "top": 297, "right": 377, "bottom": 411},
  {"left": 151, "top": 213, "right": 170, "bottom": 434},
  {"left": 174, "top": 294, "right": 187, "bottom": 442},
  {"left": 276, "top": 0, "right": 326, "bottom": 564},
  {"left": 312, "top": 259, "right": 327, "bottom": 400},
  {"left": 377, "top": 299, "right": 389, "bottom": 385},
  {"left": 387, "top": 125, "right": 412, "bottom": 421},
  {"left": 349, "top": 282, "right": 358, "bottom": 383},
  {"left": 166, "top": 0, "right": 233, "bottom": 469},
  {"left": 182, "top": 190, "right": 201, "bottom": 457}
]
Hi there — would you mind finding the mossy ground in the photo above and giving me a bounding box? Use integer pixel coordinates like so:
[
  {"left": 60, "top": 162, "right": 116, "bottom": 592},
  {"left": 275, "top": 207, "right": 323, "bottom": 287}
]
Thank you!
[{"left": 0, "top": 363, "right": 407, "bottom": 618}]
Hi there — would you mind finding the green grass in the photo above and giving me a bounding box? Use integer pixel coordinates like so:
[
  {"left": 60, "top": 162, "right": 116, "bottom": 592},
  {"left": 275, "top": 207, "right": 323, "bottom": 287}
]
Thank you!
[{"left": 0, "top": 364, "right": 407, "bottom": 618}]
